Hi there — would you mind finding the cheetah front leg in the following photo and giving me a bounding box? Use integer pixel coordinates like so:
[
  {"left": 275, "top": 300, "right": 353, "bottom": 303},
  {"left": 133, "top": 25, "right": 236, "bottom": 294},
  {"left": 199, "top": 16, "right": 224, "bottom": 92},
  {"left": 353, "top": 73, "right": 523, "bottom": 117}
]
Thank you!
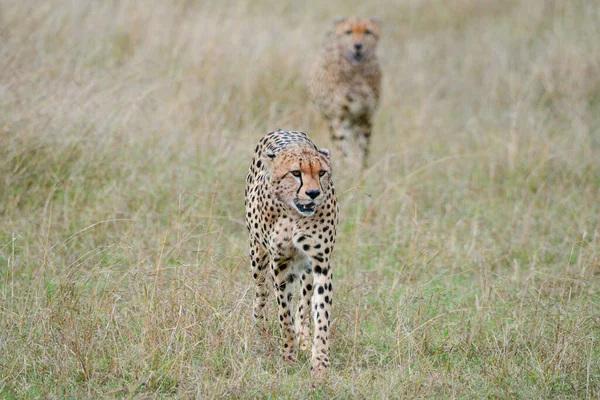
[
  {"left": 310, "top": 262, "right": 333, "bottom": 380},
  {"left": 330, "top": 118, "right": 363, "bottom": 170},
  {"left": 250, "top": 243, "right": 269, "bottom": 331},
  {"left": 329, "top": 118, "right": 346, "bottom": 160},
  {"left": 295, "top": 262, "right": 314, "bottom": 351},
  {"left": 270, "top": 257, "right": 297, "bottom": 364},
  {"left": 357, "top": 117, "right": 372, "bottom": 170},
  {"left": 295, "top": 227, "right": 336, "bottom": 380}
]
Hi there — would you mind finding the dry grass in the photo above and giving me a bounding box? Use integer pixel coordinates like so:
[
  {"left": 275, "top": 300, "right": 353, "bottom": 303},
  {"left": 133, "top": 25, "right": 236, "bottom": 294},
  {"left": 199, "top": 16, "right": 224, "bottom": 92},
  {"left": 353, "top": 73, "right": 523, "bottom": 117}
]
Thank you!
[{"left": 1, "top": 0, "right": 599, "bottom": 398}]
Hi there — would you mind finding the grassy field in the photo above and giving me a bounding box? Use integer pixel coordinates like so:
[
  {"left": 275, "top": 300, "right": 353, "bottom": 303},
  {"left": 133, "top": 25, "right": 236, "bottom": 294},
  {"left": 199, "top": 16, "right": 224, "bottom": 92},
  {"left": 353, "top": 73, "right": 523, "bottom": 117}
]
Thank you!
[{"left": 1, "top": 0, "right": 599, "bottom": 398}]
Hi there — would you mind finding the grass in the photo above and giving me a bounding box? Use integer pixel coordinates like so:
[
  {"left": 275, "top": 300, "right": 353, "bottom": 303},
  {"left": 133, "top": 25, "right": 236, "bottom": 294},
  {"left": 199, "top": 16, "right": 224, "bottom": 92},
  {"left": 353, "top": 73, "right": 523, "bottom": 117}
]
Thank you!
[{"left": 1, "top": 0, "right": 599, "bottom": 398}]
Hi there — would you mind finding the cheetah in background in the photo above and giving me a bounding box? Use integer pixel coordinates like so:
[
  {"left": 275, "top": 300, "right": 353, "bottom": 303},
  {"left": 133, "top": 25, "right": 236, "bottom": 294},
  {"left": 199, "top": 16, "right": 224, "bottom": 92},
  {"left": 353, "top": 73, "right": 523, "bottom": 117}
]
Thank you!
[
  {"left": 245, "top": 130, "right": 338, "bottom": 380},
  {"left": 307, "top": 17, "right": 382, "bottom": 170}
]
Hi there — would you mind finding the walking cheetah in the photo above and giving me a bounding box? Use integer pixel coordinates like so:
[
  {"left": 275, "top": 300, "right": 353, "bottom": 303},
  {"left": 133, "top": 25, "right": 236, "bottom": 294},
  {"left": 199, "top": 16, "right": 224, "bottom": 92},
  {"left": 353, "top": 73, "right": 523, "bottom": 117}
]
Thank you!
[
  {"left": 245, "top": 130, "right": 338, "bottom": 380},
  {"left": 307, "top": 17, "right": 382, "bottom": 170}
]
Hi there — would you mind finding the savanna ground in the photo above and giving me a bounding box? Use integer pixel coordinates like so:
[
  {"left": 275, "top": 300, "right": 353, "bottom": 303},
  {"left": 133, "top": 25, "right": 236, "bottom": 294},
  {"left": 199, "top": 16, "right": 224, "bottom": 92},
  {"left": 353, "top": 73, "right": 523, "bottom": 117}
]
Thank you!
[{"left": 1, "top": 0, "right": 599, "bottom": 398}]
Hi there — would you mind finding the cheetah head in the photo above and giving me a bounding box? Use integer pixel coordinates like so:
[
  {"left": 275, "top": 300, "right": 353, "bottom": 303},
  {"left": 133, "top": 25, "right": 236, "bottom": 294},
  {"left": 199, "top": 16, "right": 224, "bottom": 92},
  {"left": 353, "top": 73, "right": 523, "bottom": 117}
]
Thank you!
[
  {"left": 262, "top": 147, "right": 332, "bottom": 217},
  {"left": 333, "top": 17, "right": 380, "bottom": 66}
]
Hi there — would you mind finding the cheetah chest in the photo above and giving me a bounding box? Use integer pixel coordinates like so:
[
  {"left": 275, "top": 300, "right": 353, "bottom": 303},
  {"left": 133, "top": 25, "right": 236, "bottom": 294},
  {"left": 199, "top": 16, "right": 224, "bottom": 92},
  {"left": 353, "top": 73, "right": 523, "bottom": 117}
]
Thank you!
[{"left": 269, "top": 218, "right": 312, "bottom": 277}]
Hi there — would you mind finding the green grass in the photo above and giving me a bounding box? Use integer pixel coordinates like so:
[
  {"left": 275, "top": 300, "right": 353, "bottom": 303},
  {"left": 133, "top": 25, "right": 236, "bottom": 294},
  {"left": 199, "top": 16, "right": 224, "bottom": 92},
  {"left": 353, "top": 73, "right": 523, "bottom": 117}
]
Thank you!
[{"left": 1, "top": 0, "right": 599, "bottom": 398}]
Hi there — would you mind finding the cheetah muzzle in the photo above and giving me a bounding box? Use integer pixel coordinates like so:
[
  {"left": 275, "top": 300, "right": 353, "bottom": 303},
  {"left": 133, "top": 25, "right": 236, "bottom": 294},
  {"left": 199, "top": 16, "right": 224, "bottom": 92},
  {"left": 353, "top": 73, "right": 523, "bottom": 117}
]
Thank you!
[
  {"left": 348, "top": 49, "right": 366, "bottom": 65},
  {"left": 294, "top": 199, "right": 317, "bottom": 216}
]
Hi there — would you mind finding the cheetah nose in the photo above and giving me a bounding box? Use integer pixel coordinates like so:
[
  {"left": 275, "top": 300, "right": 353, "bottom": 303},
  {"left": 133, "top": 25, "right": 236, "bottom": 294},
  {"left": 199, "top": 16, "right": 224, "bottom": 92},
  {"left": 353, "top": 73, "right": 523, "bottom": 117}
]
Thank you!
[
  {"left": 354, "top": 43, "right": 363, "bottom": 51},
  {"left": 306, "top": 190, "right": 320, "bottom": 199}
]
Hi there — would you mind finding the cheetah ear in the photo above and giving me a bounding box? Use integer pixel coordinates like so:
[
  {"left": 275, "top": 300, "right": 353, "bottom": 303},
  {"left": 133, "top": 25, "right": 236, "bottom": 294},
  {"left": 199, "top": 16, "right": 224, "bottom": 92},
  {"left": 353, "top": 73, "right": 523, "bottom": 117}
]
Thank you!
[
  {"left": 317, "top": 148, "right": 331, "bottom": 159},
  {"left": 261, "top": 152, "right": 276, "bottom": 166},
  {"left": 260, "top": 152, "right": 276, "bottom": 177},
  {"left": 261, "top": 152, "right": 276, "bottom": 165},
  {"left": 332, "top": 17, "right": 346, "bottom": 26},
  {"left": 369, "top": 17, "right": 381, "bottom": 26}
]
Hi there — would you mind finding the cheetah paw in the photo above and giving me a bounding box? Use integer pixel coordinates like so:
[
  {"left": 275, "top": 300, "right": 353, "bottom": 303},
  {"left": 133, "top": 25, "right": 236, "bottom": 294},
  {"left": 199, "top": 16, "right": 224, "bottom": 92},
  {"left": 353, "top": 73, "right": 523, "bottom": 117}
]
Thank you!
[
  {"left": 311, "top": 365, "right": 328, "bottom": 383},
  {"left": 298, "top": 334, "right": 311, "bottom": 351}
]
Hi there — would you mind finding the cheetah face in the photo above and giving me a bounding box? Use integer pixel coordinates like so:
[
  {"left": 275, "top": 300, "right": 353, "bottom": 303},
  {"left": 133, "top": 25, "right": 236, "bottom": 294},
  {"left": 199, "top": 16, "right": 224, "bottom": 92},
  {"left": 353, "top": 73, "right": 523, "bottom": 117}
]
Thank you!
[
  {"left": 263, "top": 147, "right": 332, "bottom": 217},
  {"left": 334, "top": 17, "right": 380, "bottom": 66}
]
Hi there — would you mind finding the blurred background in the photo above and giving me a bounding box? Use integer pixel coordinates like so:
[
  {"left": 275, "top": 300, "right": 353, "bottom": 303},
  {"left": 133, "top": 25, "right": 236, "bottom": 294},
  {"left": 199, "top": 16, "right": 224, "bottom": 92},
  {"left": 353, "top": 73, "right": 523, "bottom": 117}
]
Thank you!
[{"left": 1, "top": 0, "right": 599, "bottom": 397}]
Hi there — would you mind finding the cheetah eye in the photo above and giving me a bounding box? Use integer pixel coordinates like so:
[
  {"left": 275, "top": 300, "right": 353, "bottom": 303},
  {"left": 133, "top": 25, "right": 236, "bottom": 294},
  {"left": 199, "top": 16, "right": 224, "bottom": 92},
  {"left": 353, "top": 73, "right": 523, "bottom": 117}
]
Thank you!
[
  {"left": 365, "top": 29, "right": 372, "bottom": 35},
  {"left": 345, "top": 29, "right": 352, "bottom": 35},
  {"left": 319, "top": 170, "right": 327, "bottom": 177},
  {"left": 291, "top": 170, "right": 301, "bottom": 177}
]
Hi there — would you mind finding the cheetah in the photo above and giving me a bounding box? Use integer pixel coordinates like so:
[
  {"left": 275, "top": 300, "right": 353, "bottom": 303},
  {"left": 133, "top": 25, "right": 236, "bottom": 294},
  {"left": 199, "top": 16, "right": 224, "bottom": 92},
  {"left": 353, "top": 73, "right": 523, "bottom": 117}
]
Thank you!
[
  {"left": 245, "top": 130, "right": 338, "bottom": 380},
  {"left": 307, "top": 17, "right": 382, "bottom": 170}
]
